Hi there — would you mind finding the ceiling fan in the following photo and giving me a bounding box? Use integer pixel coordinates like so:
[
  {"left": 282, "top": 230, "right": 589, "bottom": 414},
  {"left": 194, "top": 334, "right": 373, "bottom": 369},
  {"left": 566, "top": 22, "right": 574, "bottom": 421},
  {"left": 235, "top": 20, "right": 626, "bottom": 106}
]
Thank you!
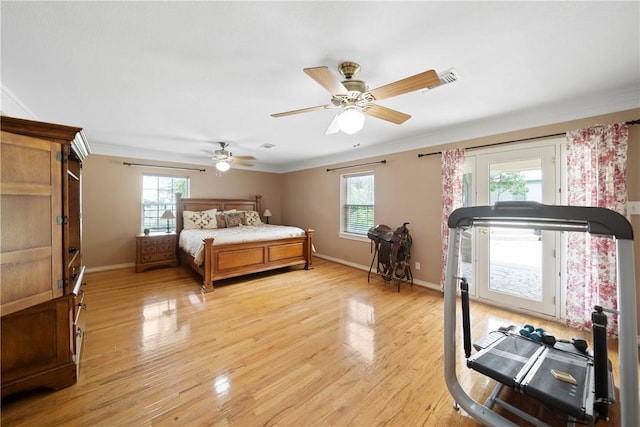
[
  {"left": 271, "top": 61, "right": 441, "bottom": 134},
  {"left": 212, "top": 142, "right": 255, "bottom": 172}
]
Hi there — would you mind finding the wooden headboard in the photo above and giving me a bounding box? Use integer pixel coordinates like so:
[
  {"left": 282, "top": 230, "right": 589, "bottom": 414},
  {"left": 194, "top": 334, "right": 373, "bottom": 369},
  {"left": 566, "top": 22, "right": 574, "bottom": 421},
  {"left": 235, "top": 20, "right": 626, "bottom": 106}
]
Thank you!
[{"left": 175, "top": 193, "right": 262, "bottom": 232}]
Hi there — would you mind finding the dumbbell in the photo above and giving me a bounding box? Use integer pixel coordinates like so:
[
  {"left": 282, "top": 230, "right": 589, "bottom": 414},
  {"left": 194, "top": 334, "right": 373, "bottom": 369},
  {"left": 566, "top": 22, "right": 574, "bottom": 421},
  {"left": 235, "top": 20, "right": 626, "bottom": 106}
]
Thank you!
[
  {"left": 557, "top": 337, "right": 588, "bottom": 353},
  {"left": 520, "top": 324, "right": 556, "bottom": 345},
  {"left": 530, "top": 328, "right": 546, "bottom": 342},
  {"left": 519, "top": 324, "right": 535, "bottom": 337},
  {"left": 519, "top": 324, "right": 544, "bottom": 339},
  {"left": 571, "top": 337, "right": 588, "bottom": 352}
]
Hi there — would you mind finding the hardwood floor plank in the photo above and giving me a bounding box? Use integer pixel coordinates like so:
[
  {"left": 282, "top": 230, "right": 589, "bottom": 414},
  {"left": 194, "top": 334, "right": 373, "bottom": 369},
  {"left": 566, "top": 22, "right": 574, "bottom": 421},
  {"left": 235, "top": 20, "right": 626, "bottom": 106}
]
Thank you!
[{"left": 1, "top": 259, "right": 629, "bottom": 426}]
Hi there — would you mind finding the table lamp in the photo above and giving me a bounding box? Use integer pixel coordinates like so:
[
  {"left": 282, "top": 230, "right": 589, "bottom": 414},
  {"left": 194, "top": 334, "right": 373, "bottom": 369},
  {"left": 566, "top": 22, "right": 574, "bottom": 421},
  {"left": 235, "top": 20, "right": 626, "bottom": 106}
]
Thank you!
[{"left": 161, "top": 209, "right": 175, "bottom": 233}]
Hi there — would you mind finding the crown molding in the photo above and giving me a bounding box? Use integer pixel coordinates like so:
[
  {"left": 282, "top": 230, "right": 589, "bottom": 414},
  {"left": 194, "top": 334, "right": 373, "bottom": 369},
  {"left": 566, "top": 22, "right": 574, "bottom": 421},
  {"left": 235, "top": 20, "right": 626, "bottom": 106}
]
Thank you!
[{"left": 0, "top": 82, "right": 38, "bottom": 119}]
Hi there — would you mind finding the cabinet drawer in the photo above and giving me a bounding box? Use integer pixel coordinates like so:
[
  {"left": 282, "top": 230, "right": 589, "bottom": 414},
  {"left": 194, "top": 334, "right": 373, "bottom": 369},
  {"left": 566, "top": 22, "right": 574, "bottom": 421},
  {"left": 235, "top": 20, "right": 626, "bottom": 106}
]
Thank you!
[
  {"left": 140, "top": 236, "right": 174, "bottom": 246},
  {"left": 157, "top": 244, "right": 174, "bottom": 252},
  {"left": 141, "top": 252, "right": 175, "bottom": 263},
  {"left": 1, "top": 297, "right": 74, "bottom": 386},
  {"left": 140, "top": 245, "right": 173, "bottom": 256},
  {"left": 141, "top": 245, "right": 157, "bottom": 254}
]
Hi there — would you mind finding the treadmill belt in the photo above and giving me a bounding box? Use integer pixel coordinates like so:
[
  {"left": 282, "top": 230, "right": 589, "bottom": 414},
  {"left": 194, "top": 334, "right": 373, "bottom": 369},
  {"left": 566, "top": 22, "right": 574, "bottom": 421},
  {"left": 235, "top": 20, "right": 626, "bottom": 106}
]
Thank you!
[
  {"left": 521, "top": 348, "right": 593, "bottom": 420},
  {"left": 468, "top": 333, "right": 600, "bottom": 422},
  {"left": 467, "top": 335, "right": 543, "bottom": 388}
]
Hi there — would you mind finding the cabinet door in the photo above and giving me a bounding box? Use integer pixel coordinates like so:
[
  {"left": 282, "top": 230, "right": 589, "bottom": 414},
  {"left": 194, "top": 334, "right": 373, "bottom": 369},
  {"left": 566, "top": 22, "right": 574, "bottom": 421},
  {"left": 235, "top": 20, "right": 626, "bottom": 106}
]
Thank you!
[
  {"left": 1, "top": 131, "right": 63, "bottom": 316},
  {"left": 1, "top": 296, "right": 76, "bottom": 396}
]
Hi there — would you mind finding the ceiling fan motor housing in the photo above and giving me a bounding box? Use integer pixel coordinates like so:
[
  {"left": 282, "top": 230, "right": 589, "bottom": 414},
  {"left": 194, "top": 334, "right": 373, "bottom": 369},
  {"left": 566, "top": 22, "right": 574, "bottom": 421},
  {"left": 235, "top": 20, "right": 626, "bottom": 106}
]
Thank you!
[
  {"left": 343, "top": 80, "right": 368, "bottom": 94},
  {"left": 338, "top": 61, "right": 360, "bottom": 79},
  {"left": 331, "top": 79, "right": 370, "bottom": 108}
]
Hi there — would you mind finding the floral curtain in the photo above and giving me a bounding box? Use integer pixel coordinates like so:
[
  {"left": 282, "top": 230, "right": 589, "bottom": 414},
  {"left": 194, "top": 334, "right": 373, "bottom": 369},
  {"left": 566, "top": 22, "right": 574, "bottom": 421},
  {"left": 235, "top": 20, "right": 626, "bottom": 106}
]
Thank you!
[
  {"left": 440, "top": 148, "right": 466, "bottom": 291},
  {"left": 565, "top": 123, "right": 628, "bottom": 336}
]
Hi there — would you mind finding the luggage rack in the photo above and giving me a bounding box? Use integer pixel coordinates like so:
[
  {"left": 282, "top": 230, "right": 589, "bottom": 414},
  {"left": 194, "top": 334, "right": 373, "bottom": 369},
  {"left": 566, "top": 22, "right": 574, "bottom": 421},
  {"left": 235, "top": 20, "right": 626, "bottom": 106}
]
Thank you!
[{"left": 443, "top": 202, "right": 638, "bottom": 426}]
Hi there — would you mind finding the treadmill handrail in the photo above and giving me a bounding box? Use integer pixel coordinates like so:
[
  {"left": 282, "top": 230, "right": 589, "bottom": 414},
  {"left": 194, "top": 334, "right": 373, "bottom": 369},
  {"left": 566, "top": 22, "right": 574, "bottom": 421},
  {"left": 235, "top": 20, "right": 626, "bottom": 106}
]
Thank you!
[{"left": 448, "top": 202, "right": 633, "bottom": 240}]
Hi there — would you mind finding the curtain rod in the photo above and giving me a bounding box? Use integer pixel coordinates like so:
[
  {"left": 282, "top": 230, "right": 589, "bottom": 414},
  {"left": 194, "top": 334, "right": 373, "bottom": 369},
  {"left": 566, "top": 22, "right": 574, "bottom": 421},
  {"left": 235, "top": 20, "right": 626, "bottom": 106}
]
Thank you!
[
  {"left": 123, "top": 162, "right": 206, "bottom": 172},
  {"left": 326, "top": 159, "right": 386, "bottom": 172},
  {"left": 417, "top": 118, "right": 640, "bottom": 158}
]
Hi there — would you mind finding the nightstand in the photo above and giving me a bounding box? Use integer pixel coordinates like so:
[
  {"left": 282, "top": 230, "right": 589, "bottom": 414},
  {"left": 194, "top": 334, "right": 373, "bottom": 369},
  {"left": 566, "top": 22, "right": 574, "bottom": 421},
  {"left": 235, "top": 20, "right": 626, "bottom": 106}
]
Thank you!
[{"left": 136, "top": 232, "right": 178, "bottom": 273}]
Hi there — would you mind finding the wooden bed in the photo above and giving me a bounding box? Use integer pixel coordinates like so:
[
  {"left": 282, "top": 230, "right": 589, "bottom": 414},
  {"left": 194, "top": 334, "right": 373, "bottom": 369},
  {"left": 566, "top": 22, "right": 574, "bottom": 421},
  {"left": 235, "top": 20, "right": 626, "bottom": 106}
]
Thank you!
[{"left": 176, "top": 194, "right": 313, "bottom": 293}]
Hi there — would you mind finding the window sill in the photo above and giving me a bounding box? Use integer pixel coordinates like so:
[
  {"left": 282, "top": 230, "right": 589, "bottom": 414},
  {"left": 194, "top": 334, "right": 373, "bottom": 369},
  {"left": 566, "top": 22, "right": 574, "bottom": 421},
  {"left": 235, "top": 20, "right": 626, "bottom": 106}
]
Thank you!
[{"left": 338, "top": 232, "right": 370, "bottom": 243}]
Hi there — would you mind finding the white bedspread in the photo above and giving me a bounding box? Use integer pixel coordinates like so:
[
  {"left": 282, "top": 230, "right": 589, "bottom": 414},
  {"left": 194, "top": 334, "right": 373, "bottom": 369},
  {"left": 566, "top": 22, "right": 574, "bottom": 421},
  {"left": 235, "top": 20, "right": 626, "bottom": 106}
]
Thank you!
[{"left": 179, "top": 224, "right": 306, "bottom": 265}]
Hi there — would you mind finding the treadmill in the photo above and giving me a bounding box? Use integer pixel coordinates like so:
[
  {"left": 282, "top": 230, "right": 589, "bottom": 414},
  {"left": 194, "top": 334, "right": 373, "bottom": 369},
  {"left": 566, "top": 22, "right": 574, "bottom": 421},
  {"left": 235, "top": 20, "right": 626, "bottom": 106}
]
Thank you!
[{"left": 443, "top": 202, "right": 638, "bottom": 426}]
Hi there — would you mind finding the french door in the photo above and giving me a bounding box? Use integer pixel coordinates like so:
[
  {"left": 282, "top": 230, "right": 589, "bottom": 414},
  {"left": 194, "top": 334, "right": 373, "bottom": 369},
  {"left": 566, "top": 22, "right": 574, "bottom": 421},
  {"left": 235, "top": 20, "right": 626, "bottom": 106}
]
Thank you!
[{"left": 473, "top": 146, "right": 559, "bottom": 316}]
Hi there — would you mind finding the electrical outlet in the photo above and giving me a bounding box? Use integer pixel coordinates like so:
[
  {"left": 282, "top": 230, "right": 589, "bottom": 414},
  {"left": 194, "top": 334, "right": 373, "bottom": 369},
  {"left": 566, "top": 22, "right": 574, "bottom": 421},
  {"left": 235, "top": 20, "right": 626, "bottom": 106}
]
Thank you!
[
  {"left": 628, "top": 201, "right": 640, "bottom": 215},
  {"left": 415, "top": 262, "right": 420, "bottom": 270}
]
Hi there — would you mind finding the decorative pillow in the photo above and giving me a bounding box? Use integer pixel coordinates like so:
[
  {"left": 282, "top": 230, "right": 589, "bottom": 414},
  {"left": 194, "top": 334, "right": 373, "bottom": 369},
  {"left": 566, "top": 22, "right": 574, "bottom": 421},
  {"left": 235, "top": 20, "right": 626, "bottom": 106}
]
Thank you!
[
  {"left": 215, "top": 213, "right": 227, "bottom": 228},
  {"left": 183, "top": 210, "right": 202, "bottom": 230},
  {"left": 200, "top": 209, "right": 218, "bottom": 229},
  {"left": 244, "top": 210, "right": 262, "bottom": 225},
  {"left": 224, "top": 212, "right": 245, "bottom": 228},
  {"left": 222, "top": 209, "right": 237, "bottom": 214}
]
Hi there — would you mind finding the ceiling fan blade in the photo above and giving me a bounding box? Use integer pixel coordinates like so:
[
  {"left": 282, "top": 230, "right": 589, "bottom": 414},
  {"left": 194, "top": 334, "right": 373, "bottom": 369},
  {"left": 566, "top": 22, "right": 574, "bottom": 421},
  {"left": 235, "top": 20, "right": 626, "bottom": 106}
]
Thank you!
[
  {"left": 364, "top": 104, "right": 411, "bottom": 124},
  {"left": 271, "top": 104, "right": 335, "bottom": 117},
  {"left": 232, "top": 159, "right": 254, "bottom": 167},
  {"left": 368, "top": 69, "right": 440, "bottom": 101},
  {"left": 304, "top": 66, "right": 348, "bottom": 96},
  {"left": 325, "top": 113, "right": 340, "bottom": 134},
  {"left": 233, "top": 155, "right": 255, "bottom": 160}
]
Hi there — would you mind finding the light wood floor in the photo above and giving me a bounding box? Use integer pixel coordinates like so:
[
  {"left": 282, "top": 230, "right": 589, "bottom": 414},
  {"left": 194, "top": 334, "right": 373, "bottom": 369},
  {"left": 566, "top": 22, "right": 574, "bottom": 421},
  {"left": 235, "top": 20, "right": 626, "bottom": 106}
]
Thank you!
[{"left": 1, "top": 259, "right": 628, "bottom": 426}]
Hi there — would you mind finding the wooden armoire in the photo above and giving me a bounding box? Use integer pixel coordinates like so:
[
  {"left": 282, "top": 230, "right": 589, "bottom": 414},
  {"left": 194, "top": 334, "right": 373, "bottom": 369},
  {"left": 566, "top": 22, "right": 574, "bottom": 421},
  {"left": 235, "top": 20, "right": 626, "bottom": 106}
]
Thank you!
[{"left": 1, "top": 116, "right": 90, "bottom": 398}]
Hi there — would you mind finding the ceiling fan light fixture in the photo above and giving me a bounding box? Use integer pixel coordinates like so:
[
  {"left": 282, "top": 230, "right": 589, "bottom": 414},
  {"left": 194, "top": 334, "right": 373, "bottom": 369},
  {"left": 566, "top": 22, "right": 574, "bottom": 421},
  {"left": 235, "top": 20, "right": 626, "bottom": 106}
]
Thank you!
[
  {"left": 216, "top": 160, "right": 230, "bottom": 172},
  {"left": 337, "top": 108, "right": 365, "bottom": 134}
]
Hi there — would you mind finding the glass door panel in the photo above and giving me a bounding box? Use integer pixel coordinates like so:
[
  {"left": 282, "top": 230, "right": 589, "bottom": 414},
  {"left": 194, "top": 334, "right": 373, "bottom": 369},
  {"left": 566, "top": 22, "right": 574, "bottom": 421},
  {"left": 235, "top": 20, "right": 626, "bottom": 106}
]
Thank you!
[{"left": 476, "top": 147, "right": 557, "bottom": 316}]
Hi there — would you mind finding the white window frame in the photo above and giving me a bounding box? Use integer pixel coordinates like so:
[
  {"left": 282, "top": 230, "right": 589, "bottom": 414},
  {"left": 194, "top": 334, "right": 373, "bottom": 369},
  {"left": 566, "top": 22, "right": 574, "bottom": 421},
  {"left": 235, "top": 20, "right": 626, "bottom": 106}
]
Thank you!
[
  {"left": 339, "top": 171, "right": 374, "bottom": 242},
  {"left": 141, "top": 174, "right": 190, "bottom": 232}
]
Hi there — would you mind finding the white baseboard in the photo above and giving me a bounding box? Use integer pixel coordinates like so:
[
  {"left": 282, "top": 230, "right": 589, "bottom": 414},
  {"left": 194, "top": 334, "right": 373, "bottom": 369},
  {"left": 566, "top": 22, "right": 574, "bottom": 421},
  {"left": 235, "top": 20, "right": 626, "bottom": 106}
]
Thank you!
[
  {"left": 85, "top": 263, "right": 135, "bottom": 273},
  {"left": 313, "top": 253, "right": 440, "bottom": 291}
]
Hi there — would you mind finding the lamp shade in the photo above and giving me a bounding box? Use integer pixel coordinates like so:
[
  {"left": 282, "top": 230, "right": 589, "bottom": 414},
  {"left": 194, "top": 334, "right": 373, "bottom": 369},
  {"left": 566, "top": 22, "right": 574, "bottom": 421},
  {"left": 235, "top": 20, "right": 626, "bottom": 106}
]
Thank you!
[
  {"left": 263, "top": 208, "right": 272, "bottom": 224},
  {"left": 337, "top": 108, "right": 365, "bottom": 134},
  {"left": 161, "top": 209, "right": 175, "bottom": 220},
  {"left": 216, "top": 161, "right": 230, "bottom": 172}
]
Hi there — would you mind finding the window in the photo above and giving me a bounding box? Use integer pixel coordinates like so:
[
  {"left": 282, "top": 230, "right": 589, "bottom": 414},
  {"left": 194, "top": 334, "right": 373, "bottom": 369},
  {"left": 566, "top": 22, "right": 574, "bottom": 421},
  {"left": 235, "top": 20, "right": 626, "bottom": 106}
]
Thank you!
[
  {"left": 142, "top": 174, "right": 189, "bottom": 232},
  {"left": 341, "top": 172, "right": 374, "bottom": 236}
]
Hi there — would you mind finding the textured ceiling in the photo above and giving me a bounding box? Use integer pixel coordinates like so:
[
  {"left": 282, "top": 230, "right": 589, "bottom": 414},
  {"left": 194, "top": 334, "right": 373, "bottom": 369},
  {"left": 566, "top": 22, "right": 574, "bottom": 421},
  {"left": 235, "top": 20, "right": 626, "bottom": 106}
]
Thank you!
[{"left": 2, "top": 1, "right": 639, "bottom": 172}]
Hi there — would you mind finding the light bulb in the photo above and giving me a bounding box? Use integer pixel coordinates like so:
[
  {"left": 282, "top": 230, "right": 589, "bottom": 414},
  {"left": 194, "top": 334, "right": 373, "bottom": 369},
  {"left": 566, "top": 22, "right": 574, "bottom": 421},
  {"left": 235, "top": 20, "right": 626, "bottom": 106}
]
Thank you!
[
  {"left": 337, "top": 108, "right": 365, "bottom": 134},
  {"left": 216, "top": 161, "right": 230, "bottom": 172}
]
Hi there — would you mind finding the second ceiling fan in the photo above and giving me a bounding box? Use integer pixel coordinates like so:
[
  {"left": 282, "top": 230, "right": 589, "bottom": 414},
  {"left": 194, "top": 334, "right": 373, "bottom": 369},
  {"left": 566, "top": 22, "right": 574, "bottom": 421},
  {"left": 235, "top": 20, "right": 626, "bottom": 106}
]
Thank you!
[
  {"left": 212, "top": 142, "right": 255, "bottom": 172},
  {"left": 271, "top": 61, "right": 441, "bottom": 134}
]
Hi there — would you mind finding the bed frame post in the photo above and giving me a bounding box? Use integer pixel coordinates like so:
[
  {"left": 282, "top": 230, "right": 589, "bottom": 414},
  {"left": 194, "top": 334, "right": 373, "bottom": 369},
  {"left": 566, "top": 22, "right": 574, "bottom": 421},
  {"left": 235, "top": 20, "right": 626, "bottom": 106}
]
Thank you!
[
  {"left": 202, "top": 237, "right": 215, "bottom": 293},
  {"left": 255, "top": 195, "right": 262, "bottom": 218},
  {"left": 175, "top": 193, "right": 184, "bottom": 265},
  {"left": 175, "top": 193, "right": 184, "bottom": 233},
  {"left": 305, "top": 229, "right": 314, "bottom": 270}
]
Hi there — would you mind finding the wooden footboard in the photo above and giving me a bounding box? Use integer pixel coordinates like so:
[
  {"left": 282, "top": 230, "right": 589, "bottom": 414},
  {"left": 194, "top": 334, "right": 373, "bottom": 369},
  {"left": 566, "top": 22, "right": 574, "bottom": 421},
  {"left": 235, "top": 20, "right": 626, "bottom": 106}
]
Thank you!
[
  {"left": 199, "top": 229, "right": 313, "bottom": 293},
  {"left": 175, "top": 193, "right": 313, "bottom": 293}
]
